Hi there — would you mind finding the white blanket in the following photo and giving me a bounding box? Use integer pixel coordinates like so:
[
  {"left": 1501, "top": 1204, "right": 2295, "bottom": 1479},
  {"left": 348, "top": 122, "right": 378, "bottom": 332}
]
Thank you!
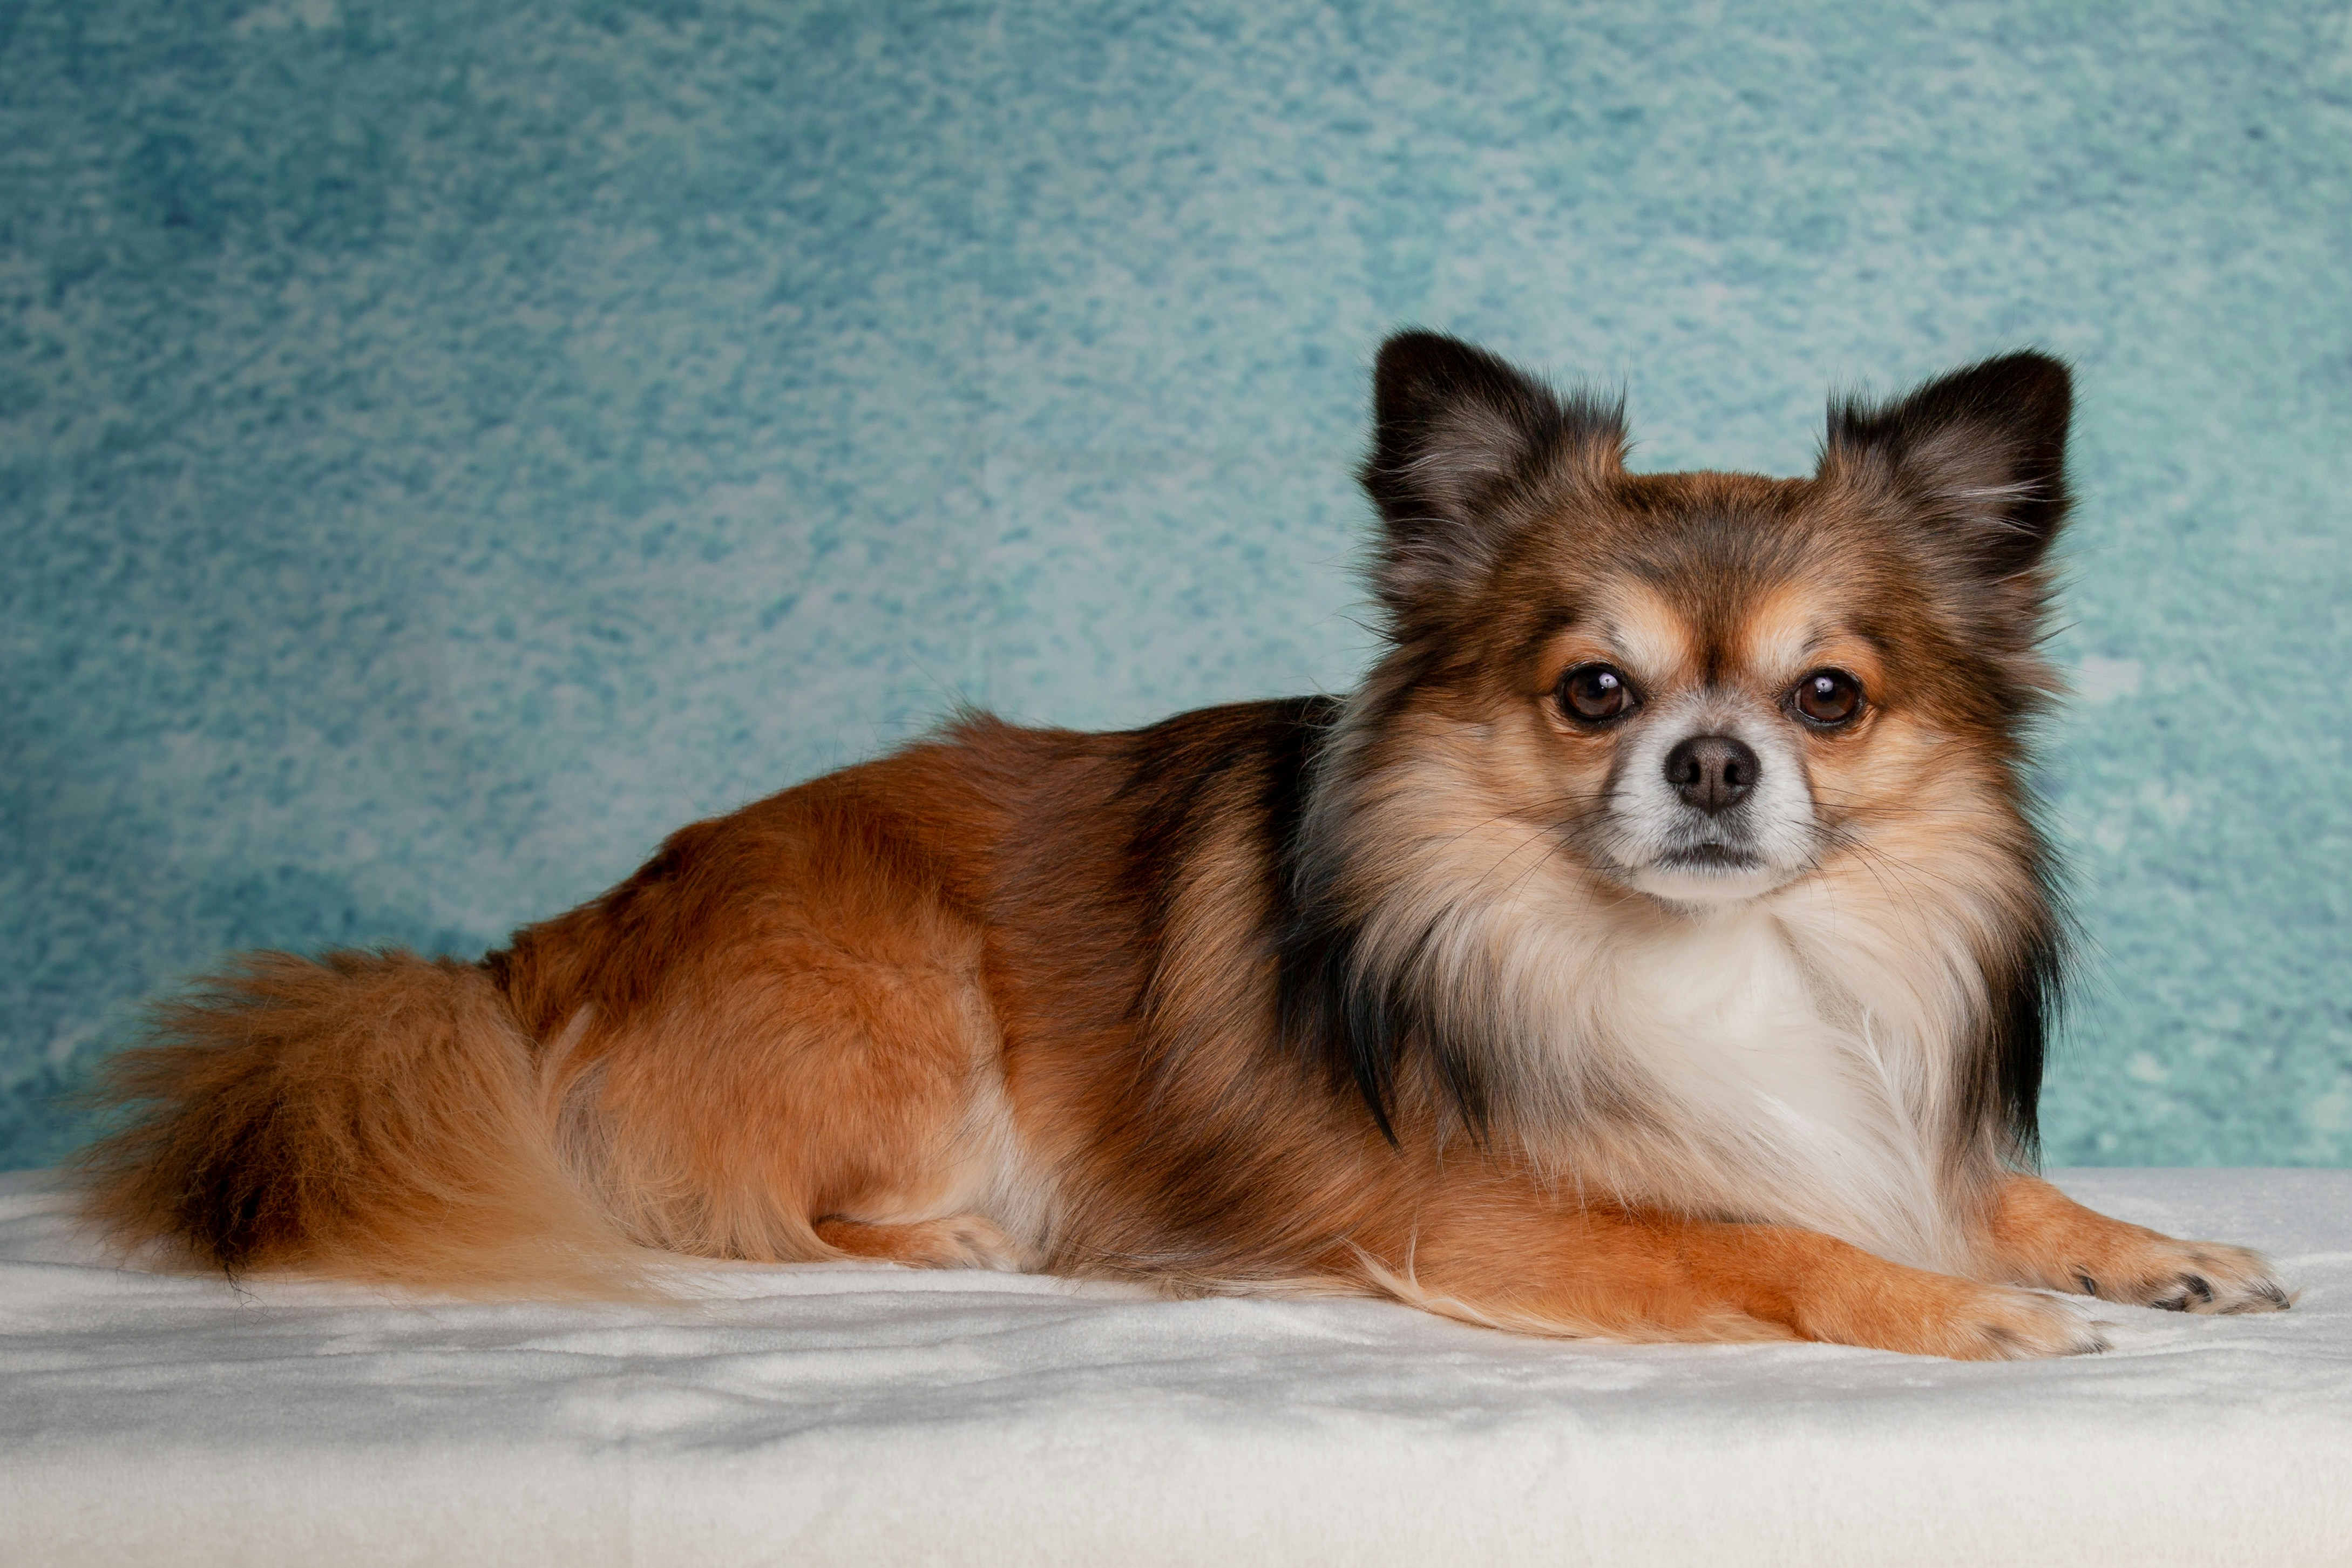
[{"left": 2, "top": 1168, "right": 2346, "bottom": 1566}]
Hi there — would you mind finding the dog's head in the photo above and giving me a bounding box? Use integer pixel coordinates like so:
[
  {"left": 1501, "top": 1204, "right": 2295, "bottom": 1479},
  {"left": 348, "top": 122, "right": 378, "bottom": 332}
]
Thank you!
[{"left": 1348, "top": 330, "right": 2072, "bottom": 909}]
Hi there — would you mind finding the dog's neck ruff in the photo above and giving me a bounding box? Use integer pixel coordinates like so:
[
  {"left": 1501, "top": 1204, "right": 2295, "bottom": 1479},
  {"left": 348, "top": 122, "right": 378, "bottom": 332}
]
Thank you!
[{"left": 1519, "top": 893, "right": 1975, "bottom": 1273}]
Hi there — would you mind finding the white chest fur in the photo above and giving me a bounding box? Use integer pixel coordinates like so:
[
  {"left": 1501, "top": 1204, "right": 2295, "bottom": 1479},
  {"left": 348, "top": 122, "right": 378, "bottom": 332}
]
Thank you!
[{"left": 1516, "top": 903, "right": 1969, "bottom": 1272}]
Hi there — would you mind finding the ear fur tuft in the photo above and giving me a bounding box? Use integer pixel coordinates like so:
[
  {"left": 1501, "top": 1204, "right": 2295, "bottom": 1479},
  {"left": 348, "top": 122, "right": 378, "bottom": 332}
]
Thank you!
[
  {"left": 1359, "top": 331, "right": 1624, "bottom": 622},
  {"left": 1823, "top": 351, "right": 2073, "bottom": 578}
]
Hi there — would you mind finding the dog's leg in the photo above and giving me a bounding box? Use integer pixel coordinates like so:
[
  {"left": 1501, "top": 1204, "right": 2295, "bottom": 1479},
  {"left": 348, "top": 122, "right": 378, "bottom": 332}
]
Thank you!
[
  {"left": 814, "top": 1216, "right": 1029, "bottom": 1271},
  {"left": 1971, "top": 1174, "right": 2292, "bottom": 1314},
  {"left": 1375, "top": 1193, "right": 2108, "bottom": 1359}
]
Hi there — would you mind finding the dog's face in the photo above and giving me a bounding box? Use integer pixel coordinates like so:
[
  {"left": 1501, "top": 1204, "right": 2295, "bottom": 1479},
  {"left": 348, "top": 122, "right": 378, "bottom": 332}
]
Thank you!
[
  {"left": 1516, "top": 514, "right": 1895, "bottom": 903},
  {"left": 1353, "top": 332, "right": 2073, "bottom": 911}
]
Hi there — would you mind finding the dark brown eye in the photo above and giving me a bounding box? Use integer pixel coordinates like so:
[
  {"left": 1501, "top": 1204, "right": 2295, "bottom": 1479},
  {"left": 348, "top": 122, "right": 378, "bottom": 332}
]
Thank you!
[
  {"left": 1558, "top": 663, "right": 1638, "bottom": 724},
  {"left": 1792, "top": 669, "right": 1863, "bottom": 727}
]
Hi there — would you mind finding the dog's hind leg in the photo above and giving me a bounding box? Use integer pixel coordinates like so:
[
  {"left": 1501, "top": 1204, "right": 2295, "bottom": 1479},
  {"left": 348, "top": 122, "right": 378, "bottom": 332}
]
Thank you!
[
  {"left": 814, "top": 1217, "right": 1028, "bottom": 1271},
  {"left": 491, "top": 772, "right": 1051, "bottom": 1273}
]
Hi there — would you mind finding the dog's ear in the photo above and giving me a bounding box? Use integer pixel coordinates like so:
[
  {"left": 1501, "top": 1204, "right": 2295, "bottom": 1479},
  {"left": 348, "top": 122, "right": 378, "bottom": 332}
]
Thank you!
[
  {"left": 1360, "top": 331, "right": 1624, "bottom": 619},
  {"left": 1821, "top": 351, "right": 2073, "bottom": 580}
]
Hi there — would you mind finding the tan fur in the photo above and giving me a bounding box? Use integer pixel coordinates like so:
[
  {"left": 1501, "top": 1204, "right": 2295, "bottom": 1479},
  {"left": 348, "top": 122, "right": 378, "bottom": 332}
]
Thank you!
[{"left": 75, "top": 336, "right": 2288, "bottom": 1359}]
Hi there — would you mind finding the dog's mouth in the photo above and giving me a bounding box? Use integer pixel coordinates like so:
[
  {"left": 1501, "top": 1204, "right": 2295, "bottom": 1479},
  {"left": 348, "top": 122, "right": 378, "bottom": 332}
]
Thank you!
[
  {"left": 1653, "top": 843, "right": 1763, "bottom": 872},
  {"left": 1578, "top": 832, "right": 1796, "bottom": 906}
]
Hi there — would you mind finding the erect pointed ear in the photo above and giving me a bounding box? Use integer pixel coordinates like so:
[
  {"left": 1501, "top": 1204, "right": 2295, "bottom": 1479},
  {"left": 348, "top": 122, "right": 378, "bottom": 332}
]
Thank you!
[
  {"left": 1821, "top": 351, "right": 2073, "bottom": 579},
  {"left": 1359, "top": 331, "right": 1624, "bottom": 617}
]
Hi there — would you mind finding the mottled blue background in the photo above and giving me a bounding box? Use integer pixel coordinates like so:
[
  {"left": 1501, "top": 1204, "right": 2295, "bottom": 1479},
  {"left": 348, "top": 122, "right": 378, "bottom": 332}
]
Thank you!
[{"left": 3, "top": 0, "right": 2348, "bottom": 1169}]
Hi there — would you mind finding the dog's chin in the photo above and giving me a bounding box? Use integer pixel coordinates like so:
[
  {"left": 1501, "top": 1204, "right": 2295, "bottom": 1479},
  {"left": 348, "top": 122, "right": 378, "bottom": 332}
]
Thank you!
[{"left": 1616, "top": 845, "right": 1796, "bottom": 905}]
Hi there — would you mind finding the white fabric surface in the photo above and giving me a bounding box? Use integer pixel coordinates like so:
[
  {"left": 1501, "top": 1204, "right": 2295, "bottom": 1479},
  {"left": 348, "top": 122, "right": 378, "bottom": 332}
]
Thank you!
[{"left": 2, "top": 1167, "right": 2346, "bottom": 1566}]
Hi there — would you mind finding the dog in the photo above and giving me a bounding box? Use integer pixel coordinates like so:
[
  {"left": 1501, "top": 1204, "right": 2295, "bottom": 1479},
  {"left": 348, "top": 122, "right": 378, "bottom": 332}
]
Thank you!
[{"left": 78, "top": 331, "right": 2291, "bottom": 1357}]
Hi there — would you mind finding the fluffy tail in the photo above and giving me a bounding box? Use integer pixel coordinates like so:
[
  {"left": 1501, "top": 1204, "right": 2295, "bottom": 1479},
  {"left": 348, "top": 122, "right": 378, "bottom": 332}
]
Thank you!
[{"left": 74, "top": 949, "right": 642, "bottom": 1297}]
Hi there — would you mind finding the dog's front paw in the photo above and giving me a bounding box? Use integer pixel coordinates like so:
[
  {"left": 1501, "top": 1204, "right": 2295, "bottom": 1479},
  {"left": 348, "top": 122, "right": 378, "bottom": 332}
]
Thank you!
[
  {"left": 2075, "top": 1238, "right": 2292, "bottom": 1315},
  {"left": 1949, "top": 1284, "right": 2111, "bottom": 1360},
  {"left": 1808, "top": 1275, "right": 2109, "bottom": 1360}
]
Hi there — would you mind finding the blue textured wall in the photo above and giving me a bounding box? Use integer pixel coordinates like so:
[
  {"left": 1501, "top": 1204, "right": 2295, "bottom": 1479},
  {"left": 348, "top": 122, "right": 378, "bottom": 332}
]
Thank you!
[{"left": 3, "top": 0, "right": 2348, "bottom": 1169}]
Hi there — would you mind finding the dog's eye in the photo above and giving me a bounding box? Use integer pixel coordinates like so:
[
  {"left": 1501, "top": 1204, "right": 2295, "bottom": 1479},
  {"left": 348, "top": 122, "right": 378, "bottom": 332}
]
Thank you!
[
  {"left": 1558, "top": 664, "right": 1638, "bottom": 724},
  {"left": 1791, "top": 669, "right": 1863, "bottom": 727}
]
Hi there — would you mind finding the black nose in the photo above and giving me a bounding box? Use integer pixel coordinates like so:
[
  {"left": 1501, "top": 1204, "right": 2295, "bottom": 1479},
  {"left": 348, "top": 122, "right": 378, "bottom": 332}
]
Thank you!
[{"left": 1664, "top": 735, "right": 1759, "bottom": 815}]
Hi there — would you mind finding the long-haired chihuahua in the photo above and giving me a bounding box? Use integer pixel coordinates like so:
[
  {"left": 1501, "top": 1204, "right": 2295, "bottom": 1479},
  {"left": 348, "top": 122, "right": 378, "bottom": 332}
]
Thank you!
[{"left": 80, "top": 331, "right": 2291, "bottom": 1357}]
